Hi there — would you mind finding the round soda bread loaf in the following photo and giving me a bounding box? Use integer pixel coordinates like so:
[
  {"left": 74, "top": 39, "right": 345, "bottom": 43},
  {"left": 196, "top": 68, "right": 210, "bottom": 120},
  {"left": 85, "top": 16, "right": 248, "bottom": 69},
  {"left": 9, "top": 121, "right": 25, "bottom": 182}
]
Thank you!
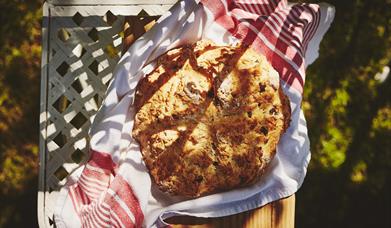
[{"left": 132, "top": 40, "right": 291, "bottom": 198}]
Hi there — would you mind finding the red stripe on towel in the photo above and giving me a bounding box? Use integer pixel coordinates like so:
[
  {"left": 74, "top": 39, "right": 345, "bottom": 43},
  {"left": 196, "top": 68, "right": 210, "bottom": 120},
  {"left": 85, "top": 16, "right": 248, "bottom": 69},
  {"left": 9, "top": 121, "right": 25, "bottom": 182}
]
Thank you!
[
  {"left": 201, "top": 0, "right": 322, "bottom": 93},
  {"left": 89, "top": 150, "right": 118, "bottom": 171},
  {"left": 109, "top": 175, "right": 144, "bottom": 227}
]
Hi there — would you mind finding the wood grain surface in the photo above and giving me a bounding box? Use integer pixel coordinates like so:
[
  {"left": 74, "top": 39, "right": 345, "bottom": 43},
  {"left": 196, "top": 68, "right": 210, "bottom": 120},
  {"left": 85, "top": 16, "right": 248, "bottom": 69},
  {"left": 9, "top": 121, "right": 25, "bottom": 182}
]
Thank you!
[{"left": 166, "top": 194, "right": 295, "bottom": 228}]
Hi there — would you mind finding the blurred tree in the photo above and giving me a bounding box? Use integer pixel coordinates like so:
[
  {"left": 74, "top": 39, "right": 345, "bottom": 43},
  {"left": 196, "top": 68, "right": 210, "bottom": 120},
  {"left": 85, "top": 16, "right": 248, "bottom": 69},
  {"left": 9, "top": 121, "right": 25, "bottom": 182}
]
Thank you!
[
  {"left": 0, "top": 0, "right": 41, "bottom": 227},
  {"left": 297, "top": 0, "right": 391, "bottom": 227},
  {"left": 0, "top": 0, "right": 389, "bottom": 227}
]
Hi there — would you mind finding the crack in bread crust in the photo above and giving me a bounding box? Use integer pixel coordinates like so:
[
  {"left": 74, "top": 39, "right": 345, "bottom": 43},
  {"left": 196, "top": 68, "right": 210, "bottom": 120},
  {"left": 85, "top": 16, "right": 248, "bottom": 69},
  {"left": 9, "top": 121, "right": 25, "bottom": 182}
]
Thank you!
[{"left": 132, "top": 40, "right": 291, "bottom": 198}]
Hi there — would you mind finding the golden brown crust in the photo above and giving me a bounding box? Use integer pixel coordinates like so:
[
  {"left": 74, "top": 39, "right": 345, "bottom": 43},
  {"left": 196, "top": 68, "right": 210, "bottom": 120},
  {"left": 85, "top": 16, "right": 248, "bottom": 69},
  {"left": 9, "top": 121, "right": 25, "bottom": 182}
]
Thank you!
[{"left": 132, "top": 40, "right": 291, "bottom": 198}]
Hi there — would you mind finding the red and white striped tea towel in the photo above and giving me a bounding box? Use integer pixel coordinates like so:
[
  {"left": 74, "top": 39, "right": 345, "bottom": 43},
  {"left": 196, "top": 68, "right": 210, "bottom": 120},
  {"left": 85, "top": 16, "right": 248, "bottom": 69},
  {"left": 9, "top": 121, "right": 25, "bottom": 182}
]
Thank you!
[{"left": 54, "top": 0, "right": 334, "bottom": 227}]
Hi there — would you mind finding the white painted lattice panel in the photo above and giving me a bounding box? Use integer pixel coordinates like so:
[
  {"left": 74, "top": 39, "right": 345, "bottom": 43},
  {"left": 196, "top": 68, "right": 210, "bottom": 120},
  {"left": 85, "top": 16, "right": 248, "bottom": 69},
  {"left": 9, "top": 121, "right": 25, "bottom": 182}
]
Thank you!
[{"left": 39, "top": 1, "right": 176, "bottom": 227}]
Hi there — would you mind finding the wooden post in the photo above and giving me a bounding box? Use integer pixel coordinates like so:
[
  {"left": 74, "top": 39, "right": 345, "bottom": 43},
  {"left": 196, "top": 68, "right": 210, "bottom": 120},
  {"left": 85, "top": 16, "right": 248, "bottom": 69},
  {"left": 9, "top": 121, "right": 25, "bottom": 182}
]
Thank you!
[{"left": 166, "top": 195, "right": 295, "bottom": 228}]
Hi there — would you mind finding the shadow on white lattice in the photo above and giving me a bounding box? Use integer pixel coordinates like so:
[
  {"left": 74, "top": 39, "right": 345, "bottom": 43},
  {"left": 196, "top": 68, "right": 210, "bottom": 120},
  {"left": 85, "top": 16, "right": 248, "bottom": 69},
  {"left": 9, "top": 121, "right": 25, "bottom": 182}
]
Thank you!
[{"left": 39, "top": 1, "right": 175, "bottom": 227}]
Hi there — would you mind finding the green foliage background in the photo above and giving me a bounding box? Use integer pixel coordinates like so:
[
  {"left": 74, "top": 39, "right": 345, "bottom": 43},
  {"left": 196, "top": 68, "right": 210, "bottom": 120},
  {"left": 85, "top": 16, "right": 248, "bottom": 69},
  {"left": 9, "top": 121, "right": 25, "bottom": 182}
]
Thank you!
[{"left": 0, "top": 0, "right": 389, "bottom": 227}]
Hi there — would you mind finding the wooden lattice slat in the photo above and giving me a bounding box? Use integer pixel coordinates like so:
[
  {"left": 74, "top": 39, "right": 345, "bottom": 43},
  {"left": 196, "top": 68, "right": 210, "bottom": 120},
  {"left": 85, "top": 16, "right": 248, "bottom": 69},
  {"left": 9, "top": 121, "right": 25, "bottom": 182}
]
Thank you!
[{"left": 39, "top": 2, "right": 173, "bottom": 227}]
